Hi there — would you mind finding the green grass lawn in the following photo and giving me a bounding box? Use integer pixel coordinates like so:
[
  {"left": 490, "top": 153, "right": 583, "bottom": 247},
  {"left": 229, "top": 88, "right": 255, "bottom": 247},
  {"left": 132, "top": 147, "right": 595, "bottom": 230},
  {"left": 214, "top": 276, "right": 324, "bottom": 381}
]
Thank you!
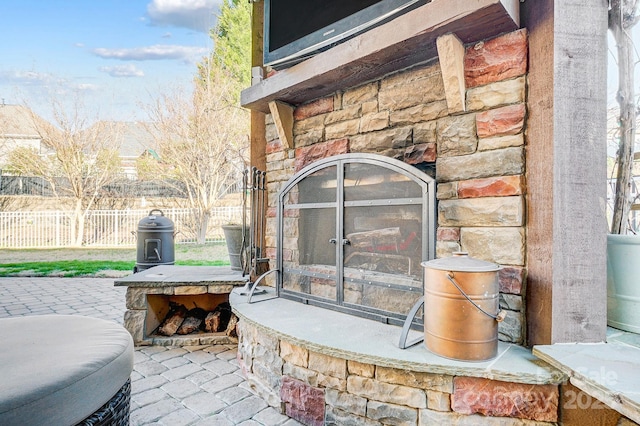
[
  {"left": 0, "top": 259, "right": 230, "bottom": 277},
  {"left": 0, "top": 244, "right": 231, "bottom": 277}
]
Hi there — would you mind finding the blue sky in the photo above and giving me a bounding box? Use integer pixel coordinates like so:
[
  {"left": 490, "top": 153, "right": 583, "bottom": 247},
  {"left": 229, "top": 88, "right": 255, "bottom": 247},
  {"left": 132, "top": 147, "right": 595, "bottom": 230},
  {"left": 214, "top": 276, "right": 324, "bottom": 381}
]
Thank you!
[
  {"left": 0, "top": 2, "right": 634, "bottom": 125},
  {"left": 0, "top": 0, "right": 221, "bottom": 123}
]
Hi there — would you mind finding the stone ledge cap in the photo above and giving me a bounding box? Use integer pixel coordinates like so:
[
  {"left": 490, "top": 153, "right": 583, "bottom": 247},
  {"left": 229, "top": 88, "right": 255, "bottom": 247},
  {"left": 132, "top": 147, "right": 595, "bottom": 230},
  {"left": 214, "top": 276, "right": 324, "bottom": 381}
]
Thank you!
[
  {"left": 534, "top": 340, "right": 640, "bottom": 424},
  {"left": 114, "top": 265, "right": 248, "bottom": 288},
  {"left": 231, "top": 288, "right": 564, "bottom": 385}
]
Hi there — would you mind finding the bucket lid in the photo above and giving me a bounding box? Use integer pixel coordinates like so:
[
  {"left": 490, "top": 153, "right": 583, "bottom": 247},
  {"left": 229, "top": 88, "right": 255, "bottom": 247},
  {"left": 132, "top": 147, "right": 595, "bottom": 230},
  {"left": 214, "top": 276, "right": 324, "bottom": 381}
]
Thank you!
[{"left": 421, "top": 252, "right": 500, "bottom": 272}]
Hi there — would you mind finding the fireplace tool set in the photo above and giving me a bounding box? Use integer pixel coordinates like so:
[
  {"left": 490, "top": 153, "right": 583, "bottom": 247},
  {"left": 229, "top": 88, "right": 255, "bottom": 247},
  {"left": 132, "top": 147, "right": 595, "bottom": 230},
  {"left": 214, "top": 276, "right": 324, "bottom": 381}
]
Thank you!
[{"left": 239, "top": 167, "right": 270, "bottom": 296}]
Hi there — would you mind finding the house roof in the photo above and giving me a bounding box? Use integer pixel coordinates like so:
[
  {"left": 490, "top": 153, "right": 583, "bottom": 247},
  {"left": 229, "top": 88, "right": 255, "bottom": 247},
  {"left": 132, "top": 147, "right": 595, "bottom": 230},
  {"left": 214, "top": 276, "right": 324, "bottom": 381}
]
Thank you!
[
  {"left": 93, "top": 121, "right": 159, "bottom": 159},
  {"left": 0, "top": 104, "right": 50, "bottom": 139},
  {"left": 1, "top": 106, "right": 158, "bottom": 160},
  {"left": 116, "top": 122, "right": 157, "bottom": 158}
]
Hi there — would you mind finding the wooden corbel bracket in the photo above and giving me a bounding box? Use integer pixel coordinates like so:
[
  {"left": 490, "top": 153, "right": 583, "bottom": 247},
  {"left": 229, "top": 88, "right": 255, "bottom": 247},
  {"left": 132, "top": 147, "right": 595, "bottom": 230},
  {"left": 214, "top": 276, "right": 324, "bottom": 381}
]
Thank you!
[{"left": 268, "top": 100, "right": 294, "bottom": 150}]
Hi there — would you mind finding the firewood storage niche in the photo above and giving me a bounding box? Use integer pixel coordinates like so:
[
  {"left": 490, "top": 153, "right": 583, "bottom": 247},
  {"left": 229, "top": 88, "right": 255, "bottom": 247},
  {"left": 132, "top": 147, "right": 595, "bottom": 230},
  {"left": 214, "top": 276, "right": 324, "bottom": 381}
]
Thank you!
[
  {"left": 146, "top": 293, "right": 231, "bottom": 338},
  {"left": 277, "top": 154, "right": 435, "bottom": 326}
]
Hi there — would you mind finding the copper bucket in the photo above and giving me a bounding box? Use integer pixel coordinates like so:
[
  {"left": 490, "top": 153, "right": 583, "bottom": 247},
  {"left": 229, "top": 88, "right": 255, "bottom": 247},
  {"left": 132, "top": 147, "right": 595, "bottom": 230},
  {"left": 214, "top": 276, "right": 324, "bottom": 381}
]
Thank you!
[{"left": 422, "top": 252, "right": 505, "bottom": 361}]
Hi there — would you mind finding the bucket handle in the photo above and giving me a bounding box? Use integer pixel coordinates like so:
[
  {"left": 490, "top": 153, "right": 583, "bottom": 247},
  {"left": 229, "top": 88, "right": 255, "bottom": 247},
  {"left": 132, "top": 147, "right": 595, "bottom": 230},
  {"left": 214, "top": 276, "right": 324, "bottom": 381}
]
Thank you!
[{"left": 446, "top": 272, "right": 506, "bottom": 322}]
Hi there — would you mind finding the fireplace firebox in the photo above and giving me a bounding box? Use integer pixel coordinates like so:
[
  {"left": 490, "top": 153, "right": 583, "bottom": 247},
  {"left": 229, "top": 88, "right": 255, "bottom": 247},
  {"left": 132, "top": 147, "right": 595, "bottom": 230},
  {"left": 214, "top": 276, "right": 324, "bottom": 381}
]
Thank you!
[{"left": 276, "top": 154, "right": 435, "bottom": 326}]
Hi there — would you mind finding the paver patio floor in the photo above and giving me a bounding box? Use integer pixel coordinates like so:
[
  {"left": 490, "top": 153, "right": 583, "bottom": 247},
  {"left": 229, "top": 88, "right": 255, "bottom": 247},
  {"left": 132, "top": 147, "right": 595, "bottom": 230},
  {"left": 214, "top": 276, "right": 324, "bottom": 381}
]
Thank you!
[{"left": 0, "top": 277, "right": 299, "bottom": 426}]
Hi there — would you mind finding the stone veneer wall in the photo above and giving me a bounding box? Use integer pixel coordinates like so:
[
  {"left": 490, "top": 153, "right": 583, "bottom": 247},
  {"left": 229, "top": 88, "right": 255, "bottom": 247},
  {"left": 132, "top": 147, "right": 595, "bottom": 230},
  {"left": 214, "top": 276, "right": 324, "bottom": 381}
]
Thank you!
[
  {"left": 263, "top": 29, "right": 528, "bottom": 345},
  {"left": 237, "top": 321, "right": 559, "bottom": 426}
]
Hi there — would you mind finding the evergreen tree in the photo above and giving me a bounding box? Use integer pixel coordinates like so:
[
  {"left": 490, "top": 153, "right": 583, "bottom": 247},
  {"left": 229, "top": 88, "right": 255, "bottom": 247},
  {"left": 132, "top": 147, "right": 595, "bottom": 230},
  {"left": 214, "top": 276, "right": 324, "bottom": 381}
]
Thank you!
[{"left": 209, "top": 0, "right": 252, "bottom": 90}]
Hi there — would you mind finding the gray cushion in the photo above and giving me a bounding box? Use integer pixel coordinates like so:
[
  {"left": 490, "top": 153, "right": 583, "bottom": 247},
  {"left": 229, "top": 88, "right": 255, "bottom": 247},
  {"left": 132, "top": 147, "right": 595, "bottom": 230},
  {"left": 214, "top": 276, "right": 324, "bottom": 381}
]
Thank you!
[{"left": 0, "top": 315, "right": 133, "bottom": 426}]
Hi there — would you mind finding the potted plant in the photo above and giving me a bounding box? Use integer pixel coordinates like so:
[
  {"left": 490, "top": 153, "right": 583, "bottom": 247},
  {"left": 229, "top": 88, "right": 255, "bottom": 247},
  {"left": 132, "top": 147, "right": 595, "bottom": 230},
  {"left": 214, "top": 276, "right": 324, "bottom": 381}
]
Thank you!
[
  {"left": 607, "top": 1, "right": 640, "bottom": 333},
  {"left": 222, "top": 223, "right": 249, "bottom": 271}
]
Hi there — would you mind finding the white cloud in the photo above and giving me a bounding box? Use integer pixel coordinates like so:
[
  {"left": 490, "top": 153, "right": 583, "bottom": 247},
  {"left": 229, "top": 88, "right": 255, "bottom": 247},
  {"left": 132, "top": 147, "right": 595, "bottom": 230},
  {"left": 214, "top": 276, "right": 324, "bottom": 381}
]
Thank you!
[
  {"left": 0, "top": 70, "right": 102, "bottom": 94},
  {"left": 0, "top": 70, "right": 55, "bottom": 86},
  {"left": 147, "top": 0, "right": 221, "bottom": 33},
  {"left": 92, "top": 45, "right": 208, "bottom": 63},
  {"left": 76, "top": 83, "right": 100, "bottom": 91},
  {"left": 99, "top": 64, "right": 145, "bottom": 78}
]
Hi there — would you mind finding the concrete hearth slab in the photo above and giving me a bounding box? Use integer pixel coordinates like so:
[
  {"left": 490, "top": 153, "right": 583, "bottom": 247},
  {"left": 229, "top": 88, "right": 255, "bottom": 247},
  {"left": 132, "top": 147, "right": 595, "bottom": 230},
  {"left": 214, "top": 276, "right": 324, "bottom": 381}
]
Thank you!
[
  {"left": 230, "top": 287, "right": 566, "bottom": 386},
  {"left": 114, "top": 265, "right": 248, "bottom": 288},
  {"left": 534, "top": 340, "right": 640, "bottom": 424}
]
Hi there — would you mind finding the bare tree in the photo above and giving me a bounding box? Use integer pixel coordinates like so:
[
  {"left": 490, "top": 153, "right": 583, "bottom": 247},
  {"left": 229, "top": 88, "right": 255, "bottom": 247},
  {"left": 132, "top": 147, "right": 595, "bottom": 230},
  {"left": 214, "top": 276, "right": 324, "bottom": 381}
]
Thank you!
[
  {"left": 7, "top": 93, "right": 122, "bottom": 246},
  {"left": 609, "top": 0, "right": 640, "bottom": 234},
  {"left": 0, "top": 195, "right": 29, "bottom": 212},
  {"left": 0, "top": 104, "right": 11, "bottom": 167},
  {"left": 145, "top": 69, "right": 249, "bottom": 243}
]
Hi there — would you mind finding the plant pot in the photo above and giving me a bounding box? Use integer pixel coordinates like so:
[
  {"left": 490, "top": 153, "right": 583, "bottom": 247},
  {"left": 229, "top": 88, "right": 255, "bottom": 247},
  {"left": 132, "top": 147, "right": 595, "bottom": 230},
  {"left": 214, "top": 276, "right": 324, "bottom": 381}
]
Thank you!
[
  {"left": 222, "top": 224, "right": 249, "bottom": 271},
  {"left": 607, "top": 234, "right": 640, "bottom": 333}
]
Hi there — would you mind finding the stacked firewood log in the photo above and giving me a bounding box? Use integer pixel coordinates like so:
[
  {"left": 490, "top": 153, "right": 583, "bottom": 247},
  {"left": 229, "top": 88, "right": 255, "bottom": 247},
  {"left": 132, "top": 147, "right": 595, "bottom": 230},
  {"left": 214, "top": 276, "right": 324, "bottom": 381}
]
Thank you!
[{"left": 157, "top": 302, "right": 238, "bottom": 337}]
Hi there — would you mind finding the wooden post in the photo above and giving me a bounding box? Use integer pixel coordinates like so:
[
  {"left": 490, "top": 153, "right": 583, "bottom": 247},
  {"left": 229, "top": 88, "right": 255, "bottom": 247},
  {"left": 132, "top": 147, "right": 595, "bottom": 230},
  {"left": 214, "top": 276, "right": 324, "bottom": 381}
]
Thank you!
[
  {"left": 250, "top": 0, "right": 266, "bottom": 172},
  {"left": 523, "top": 1, "right": 608, "bottom": 345}
]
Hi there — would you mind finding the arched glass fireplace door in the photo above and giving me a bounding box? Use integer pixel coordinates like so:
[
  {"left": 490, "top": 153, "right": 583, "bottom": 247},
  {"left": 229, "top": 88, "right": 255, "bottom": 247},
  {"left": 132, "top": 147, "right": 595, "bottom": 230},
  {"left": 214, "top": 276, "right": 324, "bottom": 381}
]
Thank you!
[{"left": 277, "top": 153, "right": 435, "bottom": 326}]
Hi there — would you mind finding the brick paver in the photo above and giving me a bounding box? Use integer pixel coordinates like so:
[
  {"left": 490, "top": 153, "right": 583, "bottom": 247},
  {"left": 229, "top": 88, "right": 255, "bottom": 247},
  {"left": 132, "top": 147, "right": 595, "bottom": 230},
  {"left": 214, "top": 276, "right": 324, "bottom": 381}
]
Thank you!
[{"left": 0, "top": 277, "right": 301, "bottom": 425}]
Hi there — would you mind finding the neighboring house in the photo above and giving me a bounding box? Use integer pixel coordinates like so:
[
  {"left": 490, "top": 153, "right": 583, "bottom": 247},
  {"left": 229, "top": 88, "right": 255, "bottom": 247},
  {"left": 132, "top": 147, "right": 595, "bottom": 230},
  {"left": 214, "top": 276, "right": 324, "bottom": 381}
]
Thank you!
[
  {"left": 94, "top": 121, "right": 159, "bottom": 179},
  {"left": 0, "top": 106, "right": 157, "bottom": 178},
  {"left": 0, "top": 103, "right": 52, "bottom": 169}
]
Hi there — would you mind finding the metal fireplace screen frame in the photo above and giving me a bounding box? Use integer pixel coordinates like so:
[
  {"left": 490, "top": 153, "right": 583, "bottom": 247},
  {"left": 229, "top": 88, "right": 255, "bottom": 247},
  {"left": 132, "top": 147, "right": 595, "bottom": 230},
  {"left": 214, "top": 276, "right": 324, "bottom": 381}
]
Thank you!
[{"left": 276, "top": 153, "right": 435, "bottom": 326}]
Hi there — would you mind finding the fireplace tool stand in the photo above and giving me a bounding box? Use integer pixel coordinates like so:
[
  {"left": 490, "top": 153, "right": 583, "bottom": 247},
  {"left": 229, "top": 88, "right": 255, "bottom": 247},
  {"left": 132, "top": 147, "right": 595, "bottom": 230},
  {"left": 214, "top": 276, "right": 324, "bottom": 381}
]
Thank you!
[{"left": 239, "top": 167, "right": 270, "bottom": 298}]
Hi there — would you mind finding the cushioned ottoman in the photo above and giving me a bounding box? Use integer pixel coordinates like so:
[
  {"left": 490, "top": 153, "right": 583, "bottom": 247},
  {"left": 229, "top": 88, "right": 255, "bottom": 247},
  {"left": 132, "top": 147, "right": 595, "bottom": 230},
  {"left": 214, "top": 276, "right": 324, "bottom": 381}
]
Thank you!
[{"left": 0, "top": 315, "right": 134, "bottom": 426}]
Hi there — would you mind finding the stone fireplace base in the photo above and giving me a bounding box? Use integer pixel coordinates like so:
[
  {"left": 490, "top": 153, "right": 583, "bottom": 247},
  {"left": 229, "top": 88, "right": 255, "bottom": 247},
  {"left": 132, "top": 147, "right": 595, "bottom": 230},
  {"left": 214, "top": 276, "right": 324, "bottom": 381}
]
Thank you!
[
  {"left": 230, "top": 288, "right": 565, "bottom": 425},
  {"left": 115, "top": 265, "right": 247, "bottom": 346}
]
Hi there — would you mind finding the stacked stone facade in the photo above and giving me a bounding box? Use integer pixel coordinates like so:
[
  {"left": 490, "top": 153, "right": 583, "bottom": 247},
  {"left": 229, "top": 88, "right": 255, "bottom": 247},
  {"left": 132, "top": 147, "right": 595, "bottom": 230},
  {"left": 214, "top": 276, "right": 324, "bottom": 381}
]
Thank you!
[
  {"left": 237, "top": 321, "right": 559, "bottom": 426},
  {"left": 263, "top": 29, "right": 528, "bottom": 345}
]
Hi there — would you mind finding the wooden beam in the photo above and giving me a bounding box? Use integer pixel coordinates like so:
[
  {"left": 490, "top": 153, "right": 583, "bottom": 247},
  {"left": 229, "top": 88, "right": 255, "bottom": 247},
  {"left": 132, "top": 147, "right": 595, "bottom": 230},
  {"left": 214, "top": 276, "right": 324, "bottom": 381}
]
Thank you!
[
  {"left": 241, "top": 0, "right": 520, "bottom": 113},
  {"left": 250, "top": 0, "right": 266, "bottom": 172},
  {"left": 268, "top": 100, "right": 294, "bottom": 150},
  {"left": 436, "top": 33, "right": 466, "bottom": 114}
]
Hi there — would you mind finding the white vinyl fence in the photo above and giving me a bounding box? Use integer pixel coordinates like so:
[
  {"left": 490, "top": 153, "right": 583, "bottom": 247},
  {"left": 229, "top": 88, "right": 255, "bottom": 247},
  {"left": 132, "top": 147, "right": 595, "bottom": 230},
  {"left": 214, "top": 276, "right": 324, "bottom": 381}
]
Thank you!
[{"left": 0, "top": 207, "right": 243, "bottom": 248}]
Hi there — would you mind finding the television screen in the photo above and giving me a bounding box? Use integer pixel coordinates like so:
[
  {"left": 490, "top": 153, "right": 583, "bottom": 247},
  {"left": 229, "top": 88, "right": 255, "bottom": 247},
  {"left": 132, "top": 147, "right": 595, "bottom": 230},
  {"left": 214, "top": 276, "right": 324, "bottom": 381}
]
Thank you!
[{"left": 264, "top": 0, "right": 426, "bottom": 69}]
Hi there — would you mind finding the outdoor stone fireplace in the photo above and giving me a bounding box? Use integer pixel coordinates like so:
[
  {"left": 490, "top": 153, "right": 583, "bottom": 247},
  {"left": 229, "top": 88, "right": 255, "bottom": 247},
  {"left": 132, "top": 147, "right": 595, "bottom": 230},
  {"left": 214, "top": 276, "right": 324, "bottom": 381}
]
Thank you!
[
  {"left": 260, "top": 27, "right": 528, "bottom": 345},
  {"left": 234, "top": 1, "right": 635, "bottom": 424},
  {"left": 230, "top": 0, "right": 579, "bottom": 422}
]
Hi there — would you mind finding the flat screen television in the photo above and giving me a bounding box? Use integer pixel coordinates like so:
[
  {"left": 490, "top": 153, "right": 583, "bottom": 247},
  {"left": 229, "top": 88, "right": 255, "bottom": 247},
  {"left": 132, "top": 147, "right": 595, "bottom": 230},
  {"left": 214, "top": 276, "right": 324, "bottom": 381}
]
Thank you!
[{"left": 264, "top": 0, "right": 428, "bottom": 70}]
